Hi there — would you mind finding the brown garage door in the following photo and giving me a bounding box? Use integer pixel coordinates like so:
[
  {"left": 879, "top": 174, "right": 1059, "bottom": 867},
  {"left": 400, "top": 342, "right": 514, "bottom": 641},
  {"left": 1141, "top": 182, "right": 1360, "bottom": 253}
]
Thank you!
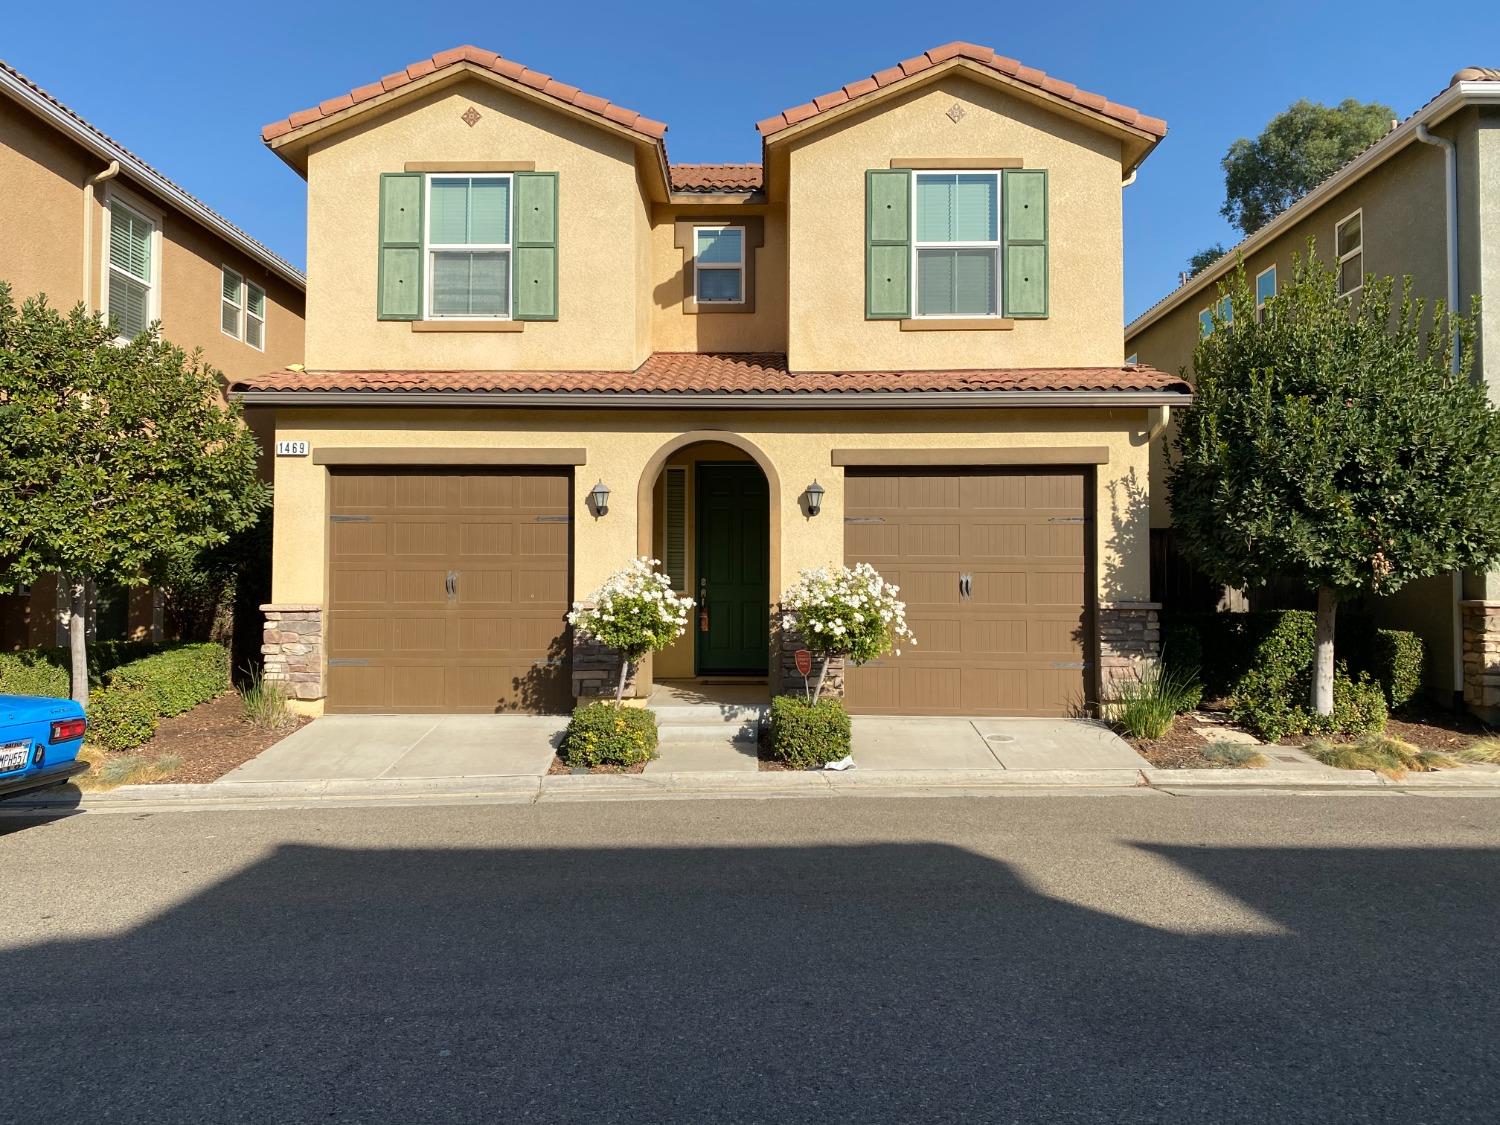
[
  {"left": 326, "top": 468, "right": 571, "bottom": 714},
  {"left": 843, "top": 468, "right": 1090, "bottom": 717}
]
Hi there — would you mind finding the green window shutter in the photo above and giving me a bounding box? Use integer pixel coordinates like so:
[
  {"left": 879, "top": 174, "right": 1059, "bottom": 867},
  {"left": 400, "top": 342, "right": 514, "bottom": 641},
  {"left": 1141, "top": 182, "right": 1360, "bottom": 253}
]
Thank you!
[
  {"left": 664, "top": 467, "right": 687, "bottom": 591},
  {"left": 866, "top": 169, "right": 910, "bottom": 319},
  {"left": 513, "top": 171, "right": 558, "bottom": 320},
  {"left": 378, "top": 173, "right": 423, "bottom": 320},
  {"left": 1002, "top": 169, "right": 1047, "bottom": 318}
]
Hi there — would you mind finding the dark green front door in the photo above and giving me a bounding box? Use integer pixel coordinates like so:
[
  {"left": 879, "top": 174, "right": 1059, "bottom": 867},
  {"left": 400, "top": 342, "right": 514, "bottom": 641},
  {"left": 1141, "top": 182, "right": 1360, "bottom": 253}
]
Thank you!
[{"left": 696, "top": 463, "right": 769, "bottom": 675}]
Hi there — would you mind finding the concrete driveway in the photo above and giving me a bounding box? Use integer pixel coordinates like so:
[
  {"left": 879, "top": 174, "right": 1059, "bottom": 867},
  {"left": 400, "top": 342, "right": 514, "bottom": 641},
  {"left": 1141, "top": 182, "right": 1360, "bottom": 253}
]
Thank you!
[
  {"left": 218, "top": 715, "right": 567, "bottom": 784},
  {"left": 220, "top": 712, "right": 1144, "bottom": 784}
]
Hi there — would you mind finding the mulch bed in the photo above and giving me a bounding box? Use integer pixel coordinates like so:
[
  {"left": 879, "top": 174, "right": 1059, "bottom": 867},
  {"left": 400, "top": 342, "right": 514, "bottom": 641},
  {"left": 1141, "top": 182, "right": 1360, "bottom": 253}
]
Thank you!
[
  {"left": 546, "top": 756, "right": 648, "bottom": 775},
  {"left": 1126, "top": 714, "right": 1216, "bottom": 769},
  {"left": 1280, "top": 707, "right": 1495, "bottom": 751},
  {"left": 136, "top": 692, "right": 309, "bottom": 784}
]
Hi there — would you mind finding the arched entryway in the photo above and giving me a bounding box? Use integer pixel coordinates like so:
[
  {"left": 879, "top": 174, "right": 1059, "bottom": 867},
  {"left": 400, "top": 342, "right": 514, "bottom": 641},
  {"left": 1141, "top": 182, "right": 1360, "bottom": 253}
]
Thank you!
[{"left": 636, "top": 432, "right": 779, "bottom": 687}]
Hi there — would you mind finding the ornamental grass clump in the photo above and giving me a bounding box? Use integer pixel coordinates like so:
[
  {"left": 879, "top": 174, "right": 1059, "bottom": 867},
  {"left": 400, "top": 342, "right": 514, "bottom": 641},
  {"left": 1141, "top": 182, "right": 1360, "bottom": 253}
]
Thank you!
[
  {"left": 1310, "top": 733, "right": 1457, "bottom": 779},
  {"left": 567, "top": 557, "right": 694, "bottom": 704},
  {"left": 780, "top": 563, "right": 914, "bottom": 700}
]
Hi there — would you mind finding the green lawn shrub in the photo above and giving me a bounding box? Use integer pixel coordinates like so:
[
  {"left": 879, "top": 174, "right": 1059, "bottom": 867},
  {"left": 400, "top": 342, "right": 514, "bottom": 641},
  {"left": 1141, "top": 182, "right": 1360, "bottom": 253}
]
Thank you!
[
  {"left": 0, "top": 640, "right": 190, "bottom": 699},
  {"left": 105, "top": 643, "right": 229, "bottom": 717},
  {"left": 766, "top": 695, "right": 851, "bottom": 768},
  {"left": 558, "top": 702, "right": 658, "bottom": 768},
  {"left": 86, "top": 685, "right": 159, "bottom": 752}
]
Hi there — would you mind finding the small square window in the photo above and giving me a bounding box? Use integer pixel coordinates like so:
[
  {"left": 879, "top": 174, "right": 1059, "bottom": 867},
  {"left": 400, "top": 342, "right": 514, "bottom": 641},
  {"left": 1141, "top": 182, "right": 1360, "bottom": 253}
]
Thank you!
[{"left": 694, "top": 226, "right": 745, "bottom": 304}]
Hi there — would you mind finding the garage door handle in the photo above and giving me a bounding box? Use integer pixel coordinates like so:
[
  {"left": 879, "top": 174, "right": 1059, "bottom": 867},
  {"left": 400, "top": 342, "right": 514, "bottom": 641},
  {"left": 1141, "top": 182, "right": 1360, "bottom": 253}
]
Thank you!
[
  {"left": 959, "top": 574, "right": 972, "bottom": 599},
  {"left": 445, "top": 571, "right": 457, "bottom": 599}
]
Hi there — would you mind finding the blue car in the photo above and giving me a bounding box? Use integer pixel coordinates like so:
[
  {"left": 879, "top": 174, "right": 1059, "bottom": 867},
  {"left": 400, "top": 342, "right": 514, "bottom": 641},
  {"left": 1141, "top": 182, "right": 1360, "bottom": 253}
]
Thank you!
[{"left": 0, "top": 695, "right": 89, "bottom": 800}]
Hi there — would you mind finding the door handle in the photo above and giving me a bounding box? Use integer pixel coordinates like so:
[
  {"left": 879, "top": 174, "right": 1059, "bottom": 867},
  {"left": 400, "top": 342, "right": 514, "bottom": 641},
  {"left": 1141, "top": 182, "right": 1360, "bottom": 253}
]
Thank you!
[
  {"left": 959, "top": 574, "right": 972, "bottom": 599},
  {"left": 445, "top": 571, "right": 457, "bottom": 599}
]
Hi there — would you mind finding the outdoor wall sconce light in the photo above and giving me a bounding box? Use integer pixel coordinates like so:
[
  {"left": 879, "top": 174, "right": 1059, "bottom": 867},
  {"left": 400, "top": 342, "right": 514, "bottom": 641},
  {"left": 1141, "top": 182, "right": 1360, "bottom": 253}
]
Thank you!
[
  {"left": 803, "top": 480, "right": 825, "bottom": 517},
  {"left": 588, "top": 480, "right": 611, "bottom": 518}
]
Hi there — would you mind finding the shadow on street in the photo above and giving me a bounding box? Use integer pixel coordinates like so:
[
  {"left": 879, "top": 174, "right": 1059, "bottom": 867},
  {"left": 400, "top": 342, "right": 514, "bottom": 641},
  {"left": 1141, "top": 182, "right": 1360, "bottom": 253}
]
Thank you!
[{"left": 2, "top": 838, "right": 1496, "bottom": 1122}]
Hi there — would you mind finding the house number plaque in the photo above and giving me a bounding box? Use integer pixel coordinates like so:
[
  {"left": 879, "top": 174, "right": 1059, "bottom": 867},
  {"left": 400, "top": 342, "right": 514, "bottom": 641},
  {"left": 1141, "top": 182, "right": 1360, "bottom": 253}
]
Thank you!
[{"left": 275, "top": 440, "right": 310, "bottom": 457}]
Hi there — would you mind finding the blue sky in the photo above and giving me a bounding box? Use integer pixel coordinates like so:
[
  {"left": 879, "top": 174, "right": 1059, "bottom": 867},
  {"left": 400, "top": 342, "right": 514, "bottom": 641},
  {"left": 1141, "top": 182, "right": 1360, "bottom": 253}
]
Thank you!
[{"left": 6, "top": 1, "right": 1496, "bottom": 321}]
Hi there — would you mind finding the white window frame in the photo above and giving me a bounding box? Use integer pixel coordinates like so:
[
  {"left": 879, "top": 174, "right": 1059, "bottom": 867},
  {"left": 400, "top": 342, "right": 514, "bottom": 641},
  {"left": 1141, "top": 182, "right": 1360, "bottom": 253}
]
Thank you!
[
  {"left": 423, "top": 172, "right": 512, "bottom": 321},
  {"left": 1335, "top": 209, "right": 1363, "bottom": 297},
  {"left": 100, "top": 190, "right": 162, "bottom": 344},
  {"left": 1254, "top": 264, "right": 1277, "bottom": 322},
  {"left": 221, "top": 266, "right": 244, "bottom": 341},
  {"left": 220, "top": 267, "right": 267, "bottom": 351},
  {"left": 1198, "top": 307, "right": 1214, "bottom": 339},
  {"left": 910, "top": 169, "right": 1003, "bottom": 319},
  {"left": 1199, "top": 296, "right": 1233, "bottom": 338},
  {"left": 692, "top": 225, "right": 746, "bottom": 306}
]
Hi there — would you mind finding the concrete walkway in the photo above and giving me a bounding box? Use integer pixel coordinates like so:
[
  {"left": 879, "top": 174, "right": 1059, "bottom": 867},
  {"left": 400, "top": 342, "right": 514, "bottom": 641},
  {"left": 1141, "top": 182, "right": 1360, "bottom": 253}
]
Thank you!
[{"left": 218, "top": 715, "right": 567, "bottom": 784}]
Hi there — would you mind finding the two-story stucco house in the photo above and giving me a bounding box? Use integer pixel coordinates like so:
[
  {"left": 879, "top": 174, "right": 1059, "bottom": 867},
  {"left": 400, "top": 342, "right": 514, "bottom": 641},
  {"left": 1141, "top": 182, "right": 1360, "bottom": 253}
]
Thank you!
[
  {"left": 237, "top": 42, "right": 1189, "bottom": 718},
  {"left": 0, "top": 59, "right": 307, "bottom": 649},
  {"left": 1126, "top": 67, "right": 1500, "bottom": 722}
]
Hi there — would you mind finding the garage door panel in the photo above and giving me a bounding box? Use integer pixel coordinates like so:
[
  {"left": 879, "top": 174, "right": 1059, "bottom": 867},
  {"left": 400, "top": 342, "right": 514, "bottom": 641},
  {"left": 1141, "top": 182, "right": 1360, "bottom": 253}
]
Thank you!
[
  {"left": 327, "top": 468, "right": 571, "bottom": 714},
  {"left": 845, "top": 467, "right": 1089, "bottom": 717},
  {"left": 457, "top": 522, "right": 514, "bottom": 557}
]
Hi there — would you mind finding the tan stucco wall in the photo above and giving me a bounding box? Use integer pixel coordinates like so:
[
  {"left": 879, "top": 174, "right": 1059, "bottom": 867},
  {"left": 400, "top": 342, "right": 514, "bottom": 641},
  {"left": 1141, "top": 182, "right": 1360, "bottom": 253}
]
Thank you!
[
  {"left": 1128, "top": 126, "right": 1453, "bottom": 529},
  {"left": 784, "top": 74, "right": 1126, "bottom": 372},
  {"left": 303, "top": 77, "right": 647, "bottom": 371},
  {"left": 268, "top": 407, "right": 1155, "bottom": 615},
  {"left": 0, "top": 104, "right": 91, "bottom": 307},
  {"left": 649, "top": 205, "right": 788, "bottom": 353},
  {"left": 0, "top": 105, "right": 305, "bottom": 387}
]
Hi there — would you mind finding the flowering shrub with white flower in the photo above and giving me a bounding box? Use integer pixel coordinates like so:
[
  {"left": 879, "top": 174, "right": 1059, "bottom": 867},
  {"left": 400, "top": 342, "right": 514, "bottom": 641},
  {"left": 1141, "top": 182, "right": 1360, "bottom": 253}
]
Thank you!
[
  {"left": 568, "top": 557, "right": 695, "bottom": 703},
  {"left": 780, "top": 563, "right": 915, "bottom": 699}
]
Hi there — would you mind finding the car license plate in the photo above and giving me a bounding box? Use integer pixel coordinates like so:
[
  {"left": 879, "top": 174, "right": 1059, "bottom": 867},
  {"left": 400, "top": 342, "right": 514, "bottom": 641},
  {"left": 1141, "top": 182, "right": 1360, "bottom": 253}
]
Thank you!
[{"left": 0, "top": 740, "right": 31, "bottom": 773}]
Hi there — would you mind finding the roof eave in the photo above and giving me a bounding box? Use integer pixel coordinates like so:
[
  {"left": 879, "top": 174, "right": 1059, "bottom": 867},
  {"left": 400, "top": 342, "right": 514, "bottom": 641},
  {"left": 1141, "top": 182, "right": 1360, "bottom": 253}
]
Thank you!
[
  {"left": 265, "top": 61, "right": 673, "bottom": 200},
  {"left": 0, "top": 64, "right": 305, "bottom": 290},
  {"left": 233, "top": 388, "right": 1191, "bottom": 408},
  {"left": 1126, "top": 80, "right": 1500, "bottom": 339},
  {"left": 758, "top": 58, "right": 1163, "bottom": 174}
]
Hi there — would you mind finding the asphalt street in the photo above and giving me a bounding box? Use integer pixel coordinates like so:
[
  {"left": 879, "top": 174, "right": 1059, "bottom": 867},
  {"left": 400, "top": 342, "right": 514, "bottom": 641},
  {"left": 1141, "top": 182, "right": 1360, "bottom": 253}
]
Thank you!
[{"left": 2, "top": 792, "right": 1498, "bottom": 1123}]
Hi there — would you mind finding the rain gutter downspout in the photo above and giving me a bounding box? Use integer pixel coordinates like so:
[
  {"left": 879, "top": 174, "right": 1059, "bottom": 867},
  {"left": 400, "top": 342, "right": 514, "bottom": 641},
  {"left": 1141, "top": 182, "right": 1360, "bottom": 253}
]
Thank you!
[
  {"left": 82, "top": 160, "right": 120, "bottom": 312},
  {"left": 1414, "top": 122, "right": 1465, "bottom": 704}
]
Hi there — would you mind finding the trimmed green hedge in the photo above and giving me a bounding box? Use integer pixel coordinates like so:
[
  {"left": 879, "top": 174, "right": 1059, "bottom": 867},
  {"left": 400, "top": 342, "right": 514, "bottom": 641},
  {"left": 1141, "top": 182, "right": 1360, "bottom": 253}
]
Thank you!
[
  {"left": 87, "top": 685, "right": 159, "bottom": 752},
  {"left": 559, "top": 702, "right": 658, "bottom": 767},
  {"left": 1163, "top": 610, "right": 1412, "bottom": 740},
  {"left": 0, "top": 640, "right": 182, "bottom": 699},
  {"left": 767, "top": 695, "right": 852, "bottom": 768},
  {"left": 105, "top": 643, "right": 229, "bottom": 717}
]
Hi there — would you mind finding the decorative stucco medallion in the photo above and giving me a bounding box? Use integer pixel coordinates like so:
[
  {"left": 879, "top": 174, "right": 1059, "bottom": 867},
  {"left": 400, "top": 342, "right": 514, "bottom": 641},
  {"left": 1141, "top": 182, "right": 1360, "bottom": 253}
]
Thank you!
[
  {"left": 461, "top": 106, "right": 482, "bottom": 127},
  {"left": 946, "top": 102, "right": 966, "bottom": 124}
]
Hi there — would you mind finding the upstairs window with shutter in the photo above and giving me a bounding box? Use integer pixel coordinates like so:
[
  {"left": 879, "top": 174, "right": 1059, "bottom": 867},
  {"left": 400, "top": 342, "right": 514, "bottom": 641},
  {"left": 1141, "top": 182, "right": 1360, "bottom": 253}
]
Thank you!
[
  {"left": 426, "top": 175, "right": 511, "bottom": 319},
  {"left": 913, "top": 172, "right": 1000, "bottom": 317},
  {"left": 106, "top": 199, "right": 155, "bottom": 341}
]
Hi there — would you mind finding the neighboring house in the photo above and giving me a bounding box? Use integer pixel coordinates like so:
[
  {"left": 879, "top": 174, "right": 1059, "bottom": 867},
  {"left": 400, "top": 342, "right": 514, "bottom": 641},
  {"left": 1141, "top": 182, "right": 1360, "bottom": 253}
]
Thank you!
[
  {"left": 0, "top": 59, "right": 307, "bottom": 650},
  {"left": 236, "top": 42, "right": 1189, "bottom": 718},
  {"left": 1126, "top": 66, "right": 1500, "bottom": 720}
]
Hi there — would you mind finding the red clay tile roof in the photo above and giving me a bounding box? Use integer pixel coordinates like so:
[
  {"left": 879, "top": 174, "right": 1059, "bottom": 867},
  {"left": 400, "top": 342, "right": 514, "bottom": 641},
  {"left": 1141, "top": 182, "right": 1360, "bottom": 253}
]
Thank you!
[
  {"left": 670, "top": 163, "right": 764, "bottom": 192},
  {"left": 261, "top": 45, "right": 668, "bottom": 144},
  {"left": 755, "top": 41, "right": 1167, "bottom": 141},
  {"left": 233, "top": 353, "right": 1189, "bottom": 396}
]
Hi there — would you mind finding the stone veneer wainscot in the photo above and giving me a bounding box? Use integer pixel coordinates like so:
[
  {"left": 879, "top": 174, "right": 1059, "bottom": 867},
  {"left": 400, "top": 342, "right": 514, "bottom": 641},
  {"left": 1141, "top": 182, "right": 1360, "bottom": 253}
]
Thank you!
[
  {"left": 1461, "top": 600, "right": 1500, "bottom": 722},
  {"left": 1097, "top": 601, "right": 1162, "bottom": 702},
  {"left": 261, "top": 604, "right": 324, "bottom": 701}
]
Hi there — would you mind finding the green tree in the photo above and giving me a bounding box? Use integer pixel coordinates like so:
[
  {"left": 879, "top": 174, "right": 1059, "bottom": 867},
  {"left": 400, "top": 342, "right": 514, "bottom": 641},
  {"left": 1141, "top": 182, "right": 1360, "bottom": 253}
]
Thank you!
[
  {"left": 1188, "top": 244, "right": 1229, "bottom": 278},
  {"left": 0, "top": 285, "right": 269, "bottom": 706},
  {"left": 1221, "top": 99, "right": 1394, "bottom": 235},
  {"left": 1169, "top": 250, "right": 1500, "bottom": 716}
]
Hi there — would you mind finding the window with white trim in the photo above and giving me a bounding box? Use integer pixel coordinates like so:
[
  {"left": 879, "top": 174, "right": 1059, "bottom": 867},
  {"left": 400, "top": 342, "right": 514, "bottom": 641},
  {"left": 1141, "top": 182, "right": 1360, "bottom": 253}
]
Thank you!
[
  {"left": 105, "top": 199, "right": 156, "bottom": 341},
  {"left": 1125, "top": 353, "right": 1138, "bottom": 365},
  {"left": 1255, "top": 265, "right": 1277, "bottom": 322},
  {"left": 425, "top": 174, "right": 511, "bottom": 319},
  {"left": 220, "top": 268, "right": 267, "bottom": 350},
  {"left": 1335, "top": 210, "right": 1363, "bottom": 296},
  {"left": 693, "top": 226, "right": 745, "bottom": 304},
  {"left": 1198, "top": 296, "right": 1232, "bottom": 338},
  {"left": 912, "top": 171, "right": 1000, "bottom": 317}
]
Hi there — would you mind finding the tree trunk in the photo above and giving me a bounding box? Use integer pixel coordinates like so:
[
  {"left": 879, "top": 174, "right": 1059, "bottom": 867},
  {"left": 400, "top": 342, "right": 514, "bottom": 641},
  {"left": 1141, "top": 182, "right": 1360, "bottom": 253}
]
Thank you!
[
  {"left": 813, "top": 656, "right": 831, "bottom": 702},
  {"left": 615, "top": 656, "right": 631, "bottom": 706},
  {"left": 1312, "top": 585, "right": 1337, "bottom": 717},
  {"left": 68, "top": 577, "right": 89, "bottom": 709}
]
